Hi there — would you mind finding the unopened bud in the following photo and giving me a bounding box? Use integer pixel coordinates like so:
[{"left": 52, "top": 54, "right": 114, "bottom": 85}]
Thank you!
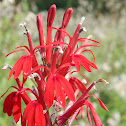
[{"left": 19, "top": 22, "right": 28, "bottom": 31}]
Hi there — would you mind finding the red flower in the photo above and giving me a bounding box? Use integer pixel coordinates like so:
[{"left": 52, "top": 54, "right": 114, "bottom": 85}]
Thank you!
[
  {"left": 8, "top": 55, "right": 32, "bottom": 80},
  {"left": 56, "top": 79, "right": 109, "bottom": 126},
  {"left": 72, "top": 54, "right": 98, "bottom": 72},
  {"left": 1, "top": 4, "right": 109, "bottom": 126},
  {"left": 21, "top": 100, "right": 45, "bottom": 126},
  {"left": 69, "top": 77, "right": 87, "bottom": 93},
  {"left": 44, "top": 74, "right": 75, "bottom": 108},
  {"left": 86, "top": 101, "right": 103, "bottom": 126},
  {"left": 3, "top": 92, "right": 21, "bottom": 123}
]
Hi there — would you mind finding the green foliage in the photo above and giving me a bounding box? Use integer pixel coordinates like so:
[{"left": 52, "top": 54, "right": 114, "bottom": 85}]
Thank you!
[{"left": 27, "top": 0, "right": 79, "bottom": 12}]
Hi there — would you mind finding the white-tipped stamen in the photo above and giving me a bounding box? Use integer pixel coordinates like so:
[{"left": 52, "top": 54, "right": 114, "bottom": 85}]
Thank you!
[
  {"left": 79, "top": 16, "right": 85, "bottom": 25},
  {"left": 2, "top": 64, "right": 12, "bottom": 70},
  {"left": 28, "top": 73, "right": 41, "bottom": 80},
  {"left": 82, "top": 27, "right": 87, "bottom": 32},
  {"left": 82, "top": 79, "right": 87, "bottom": 84},
  {"left": 43, "top": 109, "right": 47, "bottom": 114},
  {"left": 19, "top": 22, "right": 28, "bottom": 31},
  {"left": 87, "top": 35, "right": 92, "bottom": 39},
  {"left": 79, "top": 27, "right": 87, "bottom": 33},
  {"left": 19, "top": 22, "right": 26, "bottom": 27},
  {"left": 55, "top": 46, "right": 63, "bottom": 54},
  {"left": 96, "top": 79, "right": 109, "bottom": 84}
]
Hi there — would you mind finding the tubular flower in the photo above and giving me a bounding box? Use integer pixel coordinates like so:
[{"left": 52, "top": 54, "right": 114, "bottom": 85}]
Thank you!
[
  {"left": 8, "top": 55, "right": 32, "bottom": 80},
  {"left": 3, "top": 92, "right": 21, "bottom": 123},
  {"left": 1, "top": 4, "right": 109, "bottom": 126},
  {"left": 21, "top": 100, "right": 45, "bottom": 126},
  {"left": 44, "top": 74, "right": 75, "bottom": 108}
]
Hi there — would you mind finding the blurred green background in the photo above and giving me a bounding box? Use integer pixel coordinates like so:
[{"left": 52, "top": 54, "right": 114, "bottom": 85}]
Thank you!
[{"left": 0, "top": 0, "right": 126, "bottom": 126}]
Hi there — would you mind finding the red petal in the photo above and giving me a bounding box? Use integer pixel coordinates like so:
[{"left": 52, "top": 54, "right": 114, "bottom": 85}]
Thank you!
[
  {"left": 6, "top": 49, "right": 29, "bottom": 57},
  {"left": 86, "top": 105, "right": 92, "bottom": 125},
  {"left": 88, "top": 101, "right": 103, "bottom": 126},
  {"left": 14, "top": 56, "right": 26, "bottom": 79},
  {"left": 57, "top": 74, "right": 75, "bottom": 101},
  {"left": 8, "top": 56, "right": 25, "bottom": 79},
  {"left": 55, "top": 79, "right": 66, "bottom": 108},
  {"left": 15, "top": 45, "right": 30, "bottom": 52},
  {"left": 3, "top": 92, "right": 16, "bottom": 115},
  {"left": 72, "top": 55, "right": 80, "bottom": 71},
  {"left": 96, "top": 97, "right": 109, "bottom": 112},
  {"left": 70, "top": 77, "right": 87, "bottom": 93},
  {"left": 35, "top": 102, "right": 45, "bottom": 126},
  {"left": 21, "top": 101, "right": 35, "bottom": 126},
  {"left": 44, "top": 76, "right": 55, "bottom": 108},
  {"left": 13, "top": 94, "right": 21, "bottom": 123},
  {"left": 27, "top": 104, "right": 35, "bottom": 126},
  {"left": 23, "top": 55, "right": 32, "bottom": 78},
  {"left": 77, "top": 54, "right": 98, "bottom": 71}
]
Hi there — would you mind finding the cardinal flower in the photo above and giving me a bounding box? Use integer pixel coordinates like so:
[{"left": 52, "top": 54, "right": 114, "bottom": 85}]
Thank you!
[
  {"left": 1, "top": 4, "right": 109, "bottom": 126},
  {"left": 44, "top": 74, "right": 75, "bottom": 108},
  {"left": 3, "top": 92, "right": 21, "bottom": 123},
  {"left": 8, "top": 55, "right": 32, "bottom": 80},
  {"left": 21, "top": 100, "right": 45, "bottom": 126},
  {"left": 56, "top": 79, "right": 109, "bottom": 126}
]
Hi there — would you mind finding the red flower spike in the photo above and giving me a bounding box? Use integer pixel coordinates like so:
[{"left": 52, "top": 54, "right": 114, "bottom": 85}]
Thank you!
[
  {"left": 21, "top": 100, "right": 45, "bottom": 126},
  {"left": 1, "top": 4, "right": 109, "bottom": 126}
]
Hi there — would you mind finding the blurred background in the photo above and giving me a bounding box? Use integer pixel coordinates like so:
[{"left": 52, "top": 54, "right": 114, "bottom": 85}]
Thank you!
[{"left": 0, "top": 0, "right": 126, "bottom": 125}]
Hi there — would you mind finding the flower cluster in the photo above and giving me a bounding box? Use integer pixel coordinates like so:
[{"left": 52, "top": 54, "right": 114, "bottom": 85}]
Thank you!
[{"left": 1, "top": 4, "right": 109, "bottom": 126}]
